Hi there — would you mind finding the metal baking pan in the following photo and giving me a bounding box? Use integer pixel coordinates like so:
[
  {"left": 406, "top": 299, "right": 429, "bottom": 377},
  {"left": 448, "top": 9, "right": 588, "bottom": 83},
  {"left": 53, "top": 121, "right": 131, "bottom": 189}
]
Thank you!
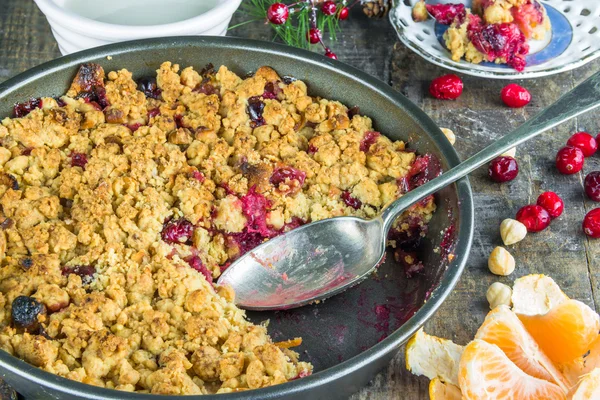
[{"left": 0, "top": 36, "right": 474, "bottom": 400}]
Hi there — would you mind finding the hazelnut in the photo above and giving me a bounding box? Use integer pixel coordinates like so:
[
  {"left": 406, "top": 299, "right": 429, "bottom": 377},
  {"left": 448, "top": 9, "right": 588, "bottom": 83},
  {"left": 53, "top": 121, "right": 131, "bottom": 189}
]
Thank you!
[
  {"left": 500, "top": 218, "right": 527, "bottom": 246},
  {"left": 440, "top": 128, "right": 456, "bottom": 145},
  {"left": 501, "top": 147, "right": 516, "bottom": 158},
  {"left": 486, "top": 282, "right": 512, "bottom": 309},
  {"left": 488, "top": 246, "right": 515, "bottom": 276}
]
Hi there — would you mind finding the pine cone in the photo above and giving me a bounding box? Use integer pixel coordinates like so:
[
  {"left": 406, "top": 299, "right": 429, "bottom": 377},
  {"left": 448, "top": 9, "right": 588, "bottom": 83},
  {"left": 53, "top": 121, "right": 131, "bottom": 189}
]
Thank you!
[{"left": 362, "top": 0, "right": 391, "bottom": 18}]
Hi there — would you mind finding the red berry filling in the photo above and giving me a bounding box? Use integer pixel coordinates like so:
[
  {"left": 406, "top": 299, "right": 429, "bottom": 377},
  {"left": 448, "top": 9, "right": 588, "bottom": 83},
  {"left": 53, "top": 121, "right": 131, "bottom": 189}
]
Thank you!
[
  {"left": 536, "top": 191, "right": 564, "bottom": 219},
  {"left": 247, "top": 96, "right": 266, "bottom": 127},
  {"left": 488, "top": 156, "right": 519, "bottom": 182},
  {"left": 161, "top": 217, "right": 194, "bottom": 244},
  {"left": 388, "top": 215, "right": 427, "bottom": 248},
  {"left": 429, "top": 74, "right": 463, "bottom": 100},
  {"left": 516, "top": 205, "right": 550, "bottom": 232},
  {"left": 307, "top": 144, "right": 318, "bottom": 154},
  {"left": 583, "top": 208, "right": 600, "bottom": 238},
  {"left": 270, "top": 166, "right": 306, "bottom": 193},
  {"left": 394, "top": 248, "right": 424, "bottom": 278},
  {"left": 555, "top": 146, "right": 584, "bottom": 175},
  {"left": 567, "top": 132, "right": 598, "bottom": 157},
  {"left": 399, "top": 153, "right": 442, "bottom": 192},
  {"left": 185, "top": 255, "right": 213, "bottom": 284},
  {"left": 262, "top": 82, "right": 282, "bottom": 100},
  {"left": 61, "top": 265, "right": 95, "bottom": 284},
  {"left": 585, "top": 172, "right": 600, "bottom": 202},
  {"left": 148, "top": 108, "right": 160, "bottom": 118},
  {"left": 511, "top": 0, "right": 545, "bottom": 39},
  {"left": 425, "top": 3, "right": 466, "bottom": 25},
  {"left": 501, "top": 84, "right": 531, "bottom": 108},
  {"left": 70, "top": 152, "right": 88, "bottom": 169},
  {"left": 360, "top": 131, "right": 381, "bottom": 152},
  {"left": 341, "top": 191, "right": 362, "bottom": 209},
  {"left": 136, "top": 77, "right": 162, "bottom": 100},
  {"left": 13, "top": 98, "right": 42, "bottom": 118}
]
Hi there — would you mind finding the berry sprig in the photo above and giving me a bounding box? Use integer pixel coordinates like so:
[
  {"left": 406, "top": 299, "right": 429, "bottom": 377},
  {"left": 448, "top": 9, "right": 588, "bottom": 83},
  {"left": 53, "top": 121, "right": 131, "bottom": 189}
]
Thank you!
[{"left": 234, "top": 0, "right": 355, "bottom": 59}]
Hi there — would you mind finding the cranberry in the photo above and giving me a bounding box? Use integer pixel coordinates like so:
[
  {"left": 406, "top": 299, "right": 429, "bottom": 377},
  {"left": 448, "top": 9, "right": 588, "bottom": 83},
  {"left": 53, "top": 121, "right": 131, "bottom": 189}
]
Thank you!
[
  {"left": 585, "top": 172, "right": 600, "bottom": 201},
  {"left": 186, "top": 255, "right": 213, "bottom": 284},
  {"left": 11, "top": 296, "right": 45, "bottom": 332},
  {"left": 488, "top": 156, "right": 519, "bottom": 182},
  {"left": 338, "top": 6, "right": 350, "bottom": 20},
  {"left": 70, "top": 152, "right": 88, "bottom": 169},
  {"left": 321, "top": 1, "right": 337, "bottom": 15},
  {"left": 583, "top": 208, "right": 600, "bottom": 238},
  {"left": 516, "top": 205, "right": 551, "bottom": 232},
  {"left": 148, "top": 108, "right": 161, "bottom": 118},
  {"left": 262, "top": 82, "right": 281, "bottom": 100},
  {"left": 467, "top": 18, "right": 529, "bottom": 71},
  {"left": 308, "top": 144, "right": 318, "bottom": 154},
  {"left": 501, "top": 84, "right": 531, "bottom": 108},
  {"left": 191, "top": 170, "right": 205, "bottom": 182},
  {"left": 360, "top": 131, "right": 381, "bottom": 152},
  {"left": 61, "top": 265, "right": 96, "bottom": 284},
  {"left": 555, "top": 146, "right": 584, "bottom": 175},
  {"left": 136, "top": 77, "right": 162, "bottom": 99},
  {"left": 399, "top": 153, "right": 442, "bottom": 191},
  {"left": 307, "top": 28, "right": 322, "bottom": 44},
  {"left": 536, "top": 191, "right": 564, "bottom": 218},
  {"left": 267, "top": 3, "right": 289, "bottom": 24},
  {"left": 240, "top": 188, "right": 275, "bottom": 238},
  {"left": 341, "top": 191, "right": 362, "bottom": 209},
  {"left": 247, "top": 96, "right": 265, "bottom": 127},
  {"left": 195, "top": 82, "right": 218, "bottom": 96},
  {"left": 270, "top": 166, "right": 306, "bottom": 193},
  {"left": 567, "top": 132, "right": 598, "bottom": 157},
  {"left": 77, "top": 86, "right": 110, "bottom": 109},
  {"left": 325, "top": 48, "right": 338, "bottom": 60},
  {"left": 429, "top": 74, "right": 463, "bottom": 100},
  {"left": 161, "top": 217, "right": 194, "bottom": 244},
  {"left": 13, "top": 98, "right": 42, "bottom": 118},
  {"left": 425, "top": 3, "right": 466, "bottom": 24}
]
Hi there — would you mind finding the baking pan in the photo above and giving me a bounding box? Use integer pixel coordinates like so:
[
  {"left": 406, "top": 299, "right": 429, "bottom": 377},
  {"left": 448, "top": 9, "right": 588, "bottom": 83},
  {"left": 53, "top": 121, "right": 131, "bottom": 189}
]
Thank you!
[{"left": 0, "top": 36, "right": 474, "bottom": 399}]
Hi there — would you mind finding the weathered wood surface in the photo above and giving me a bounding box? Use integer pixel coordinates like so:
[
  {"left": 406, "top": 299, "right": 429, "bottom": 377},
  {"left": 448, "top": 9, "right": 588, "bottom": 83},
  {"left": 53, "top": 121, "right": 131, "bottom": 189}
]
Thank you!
[{"left": 1, "top": 1, "right": 599, "bottom": 398}]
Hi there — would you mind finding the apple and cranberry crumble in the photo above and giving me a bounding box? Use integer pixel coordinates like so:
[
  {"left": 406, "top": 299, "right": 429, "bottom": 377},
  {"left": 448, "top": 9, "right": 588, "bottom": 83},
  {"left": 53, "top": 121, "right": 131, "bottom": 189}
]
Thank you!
[
  {"left": 0, "top": 61, "right": 437, "bottom": 394},
  {"left": 413, "top": 0, "right": 551, "bottom": 71}
]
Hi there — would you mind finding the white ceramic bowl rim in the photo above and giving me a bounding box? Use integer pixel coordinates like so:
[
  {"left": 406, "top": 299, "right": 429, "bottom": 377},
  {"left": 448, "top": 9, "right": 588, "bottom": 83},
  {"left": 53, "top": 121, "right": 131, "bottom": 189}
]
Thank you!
[{"left": 34, "top": 0, "right": 242, "bottom": 40}]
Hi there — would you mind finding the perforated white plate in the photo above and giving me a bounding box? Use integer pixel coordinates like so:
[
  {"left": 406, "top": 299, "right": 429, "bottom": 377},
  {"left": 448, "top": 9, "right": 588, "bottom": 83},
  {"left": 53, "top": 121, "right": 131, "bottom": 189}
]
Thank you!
[{"left": 391, "top": 0, "right": 600, "bottom": 78}]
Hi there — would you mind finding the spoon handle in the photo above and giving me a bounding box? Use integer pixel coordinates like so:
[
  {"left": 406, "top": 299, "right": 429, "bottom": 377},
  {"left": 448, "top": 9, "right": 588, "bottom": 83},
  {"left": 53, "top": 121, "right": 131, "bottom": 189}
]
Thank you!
[{"left": 381, "top": 70, "right": 600, "bottom": 233}]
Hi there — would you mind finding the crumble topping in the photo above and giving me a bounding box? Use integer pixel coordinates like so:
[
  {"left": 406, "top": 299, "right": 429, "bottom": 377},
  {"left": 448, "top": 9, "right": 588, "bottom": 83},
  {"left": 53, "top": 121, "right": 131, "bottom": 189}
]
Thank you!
[{"left": 0, "top": 61, "right": 436, "bottom": 394}]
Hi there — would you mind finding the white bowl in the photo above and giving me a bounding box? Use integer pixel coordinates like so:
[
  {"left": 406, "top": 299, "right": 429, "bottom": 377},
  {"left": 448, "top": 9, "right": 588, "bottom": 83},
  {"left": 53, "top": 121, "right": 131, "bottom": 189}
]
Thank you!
[{"left": 34, "top": 0, "right": 243, "bottom": 55}]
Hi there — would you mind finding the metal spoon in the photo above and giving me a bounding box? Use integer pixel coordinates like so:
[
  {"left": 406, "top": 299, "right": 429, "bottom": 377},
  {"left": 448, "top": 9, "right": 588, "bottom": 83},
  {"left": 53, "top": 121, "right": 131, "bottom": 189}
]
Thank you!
[{"left": 217, "top": 71, "right": 600, "bottom": 311}]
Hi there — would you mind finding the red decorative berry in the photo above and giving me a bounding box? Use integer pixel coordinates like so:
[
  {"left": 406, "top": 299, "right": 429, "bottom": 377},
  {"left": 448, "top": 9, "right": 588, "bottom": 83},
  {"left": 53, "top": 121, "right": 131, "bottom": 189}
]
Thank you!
[
  {"left": 321, "top": 1, "right": 337, "bottom": 15},
  {"left": 161, "top": 217, "right": 194, "bottom": 244},
  {"left": 583, "top": 208, "right": 600, "bottom": 238},
  {"left": 307, "top": 28, "right": 321, "bottom": 44},
  {"left": 536, "top": 191, "right": 564, "bottom": 219},
  {"left": 516, "top": 205, "right": 551, "bottom": 232},
  {"left": 488, "top": 156, "right": 519, "bottom": 183},
  {"left": 429, "top": 74, "right": 463, "bottom": 100},
  {"left": 585, "top": 171, "right": 600, "bottom": 201},
  {"left": 567, "top": 132, "right": 598, "bottom": 157},
  {"left": 338, "top": 6, "right": 349, "bottom": 20},
  {"left": 325, "top": 48, "right": 338, "bottom": 59},
  {"left": 555, "top": 146, "right": 584, "bottom": 175},
  {"left": 267, "top": 2, "right": 289, "bottom": 24},
  {"left": 500, "top": 83, "right": 531, "bottom": 108}
]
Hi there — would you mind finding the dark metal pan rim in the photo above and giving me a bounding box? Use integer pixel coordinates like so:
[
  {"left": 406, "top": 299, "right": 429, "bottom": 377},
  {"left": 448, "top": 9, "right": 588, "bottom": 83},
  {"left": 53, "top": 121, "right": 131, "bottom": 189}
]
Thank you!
[{"left": 0, "top": 36, "right": 474, "bottom": 399}]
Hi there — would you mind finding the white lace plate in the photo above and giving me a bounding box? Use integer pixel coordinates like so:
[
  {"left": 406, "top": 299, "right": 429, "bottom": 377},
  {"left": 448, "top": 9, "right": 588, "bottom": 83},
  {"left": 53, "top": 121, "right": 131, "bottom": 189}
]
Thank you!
[{"left": 390, "top": 0, "right": 600, "bottom": 79}]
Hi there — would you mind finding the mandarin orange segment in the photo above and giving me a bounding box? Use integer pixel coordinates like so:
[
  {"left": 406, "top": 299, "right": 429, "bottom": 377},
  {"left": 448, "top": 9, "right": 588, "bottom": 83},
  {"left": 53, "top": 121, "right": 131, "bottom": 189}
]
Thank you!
[
  {"left": 474, "top": 305, "right": 570, "bottom": 393},
  {"left": 429, "top": 377, "right": 463, "bottom": 400},
  {"left": 571, "top": 369, "right": 600, "bottom": 400},
  {"left": 459, "top": 340, "right": 566, "bottom": 400},
  {"left": 561, "top": 336, "right": 600, "bottom": 387},
  {"left": 517, "top": 300, "right": 600, "bottom": 364}
]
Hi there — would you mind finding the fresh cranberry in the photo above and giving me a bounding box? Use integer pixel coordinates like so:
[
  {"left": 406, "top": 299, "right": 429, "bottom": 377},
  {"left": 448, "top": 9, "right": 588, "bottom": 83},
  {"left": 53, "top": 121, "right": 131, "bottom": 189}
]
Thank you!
[
  {"left": 567, "top": 132, "right": 598, "bottom": 157},
  {"left": 338, "top": 6, "right": 349, "bottom": 20},
  {"left": 13, "top": 98, "right": 42, "bottom": 118},
  {"left": 161, "top": 217, "right": 194, "bottom": 244},
  {"left": 61, "top": 265, "right": 96, "bottom": 284},
  {"left": 584, "top": 172, "right": 600, "bottom": 201},
  {"left": 516, "top": 205, "right": 551, "bottom": 232},
  {"left": 325, "top": 48, "right": 338, "bottom": 60},
  {"left": 425, "top": 3, "right": 466, "bottom": 24},
  {"left": 267, "top": 3, "right": 289, "bottom": 24},
  {"left": 148, "top": 108, "right": 160, "bottom": 118},
  {"left": 583, "top": 208, "right": 600, "bottom": 238},
  {"left": 270, "top": 166, "right": 306, "bottom": 193},
  {"left": 341, "top": 191, "right": 362, "bottom": 209},
  {"left": 247, "top": 96, "right": 265, "bottom": 127},
  {"left": 360, "top": 131, "right": 381, "bottom": 152},
  {"left": 429, "top": 74, "right": 463, "bottom": 100},
  {"left": 555, "top": 146, "right": 584, "bottom": 175},
  {"left": 307, "top": 28, "right": 322, "bottom": 44},
  {"left": 501, "top": 84, "right": 531, "bottom": 108},
  {"left": 488, "top": 156, "right": 519, "bottom": 182},
  {"left": 536, "top": 191, "right": 564, "bottom": 218},
  {"left": 321, "top": 1, "right": 337, "bottom": 15},
  {"left": 136, "top": 77, "right": 162, "bottom": 99},
  {"left": 70, "top": 152, "right": 88, "bottom": 169},
  {"left": 186, "top": 255, "right": 213, "bottom": 284}
]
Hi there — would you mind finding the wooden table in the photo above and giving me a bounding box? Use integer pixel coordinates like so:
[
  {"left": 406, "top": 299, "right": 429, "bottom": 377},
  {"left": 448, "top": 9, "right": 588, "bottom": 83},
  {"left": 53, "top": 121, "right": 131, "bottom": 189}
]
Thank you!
[{"left": 1, "top": 1, "right": 599, "bottom": 398}]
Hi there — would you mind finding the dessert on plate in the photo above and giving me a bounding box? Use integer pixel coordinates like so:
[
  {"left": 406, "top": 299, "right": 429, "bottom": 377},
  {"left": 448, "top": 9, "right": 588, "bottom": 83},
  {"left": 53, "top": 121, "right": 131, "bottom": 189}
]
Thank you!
[
  {"left": 412, "top": 0, "right": 551, "bottom": 71},
  {"left": 0, "top": 61, "right": 438, "bottom": 394}
]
